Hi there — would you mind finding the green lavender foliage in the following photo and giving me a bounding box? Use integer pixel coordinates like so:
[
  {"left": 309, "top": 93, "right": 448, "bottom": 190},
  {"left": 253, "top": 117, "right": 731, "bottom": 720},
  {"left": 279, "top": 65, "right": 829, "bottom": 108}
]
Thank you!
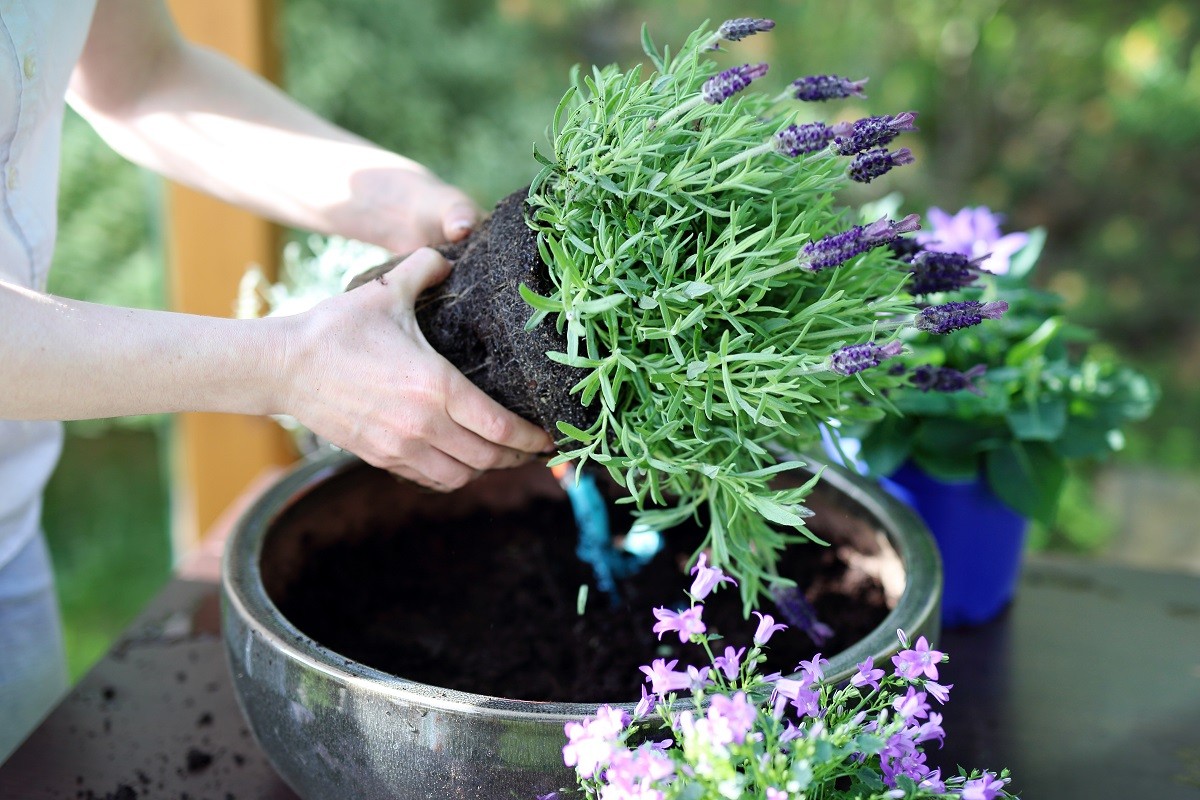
[{"left": 525, "top": 22, "right": 916, "bottom": 608}]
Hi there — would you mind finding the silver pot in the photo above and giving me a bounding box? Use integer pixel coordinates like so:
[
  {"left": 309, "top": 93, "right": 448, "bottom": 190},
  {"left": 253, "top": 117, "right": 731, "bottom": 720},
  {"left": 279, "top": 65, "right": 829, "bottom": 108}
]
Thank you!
[{"left": 221, "top": 450, "right": 940, "bottom": 800}]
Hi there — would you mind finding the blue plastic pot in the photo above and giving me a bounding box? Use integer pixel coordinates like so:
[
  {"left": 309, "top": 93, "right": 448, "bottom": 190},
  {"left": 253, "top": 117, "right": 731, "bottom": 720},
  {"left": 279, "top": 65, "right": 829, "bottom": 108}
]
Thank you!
[{"left": 883, "top": 462, "right": 1029, "bottom": 628}]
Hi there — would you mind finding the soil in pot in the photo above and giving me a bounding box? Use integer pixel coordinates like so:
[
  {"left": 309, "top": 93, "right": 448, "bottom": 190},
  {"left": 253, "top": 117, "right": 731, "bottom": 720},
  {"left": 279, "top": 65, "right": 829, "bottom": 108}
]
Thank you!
[{"left": 266, "top": 467, "right": 896, "bottom": 704}]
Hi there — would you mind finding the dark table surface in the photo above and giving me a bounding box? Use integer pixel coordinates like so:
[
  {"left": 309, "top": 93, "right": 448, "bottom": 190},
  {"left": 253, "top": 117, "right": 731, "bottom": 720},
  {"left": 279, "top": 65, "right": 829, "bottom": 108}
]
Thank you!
[{"left": 1, "top": 553, "right": 1198, "bottom": 799}]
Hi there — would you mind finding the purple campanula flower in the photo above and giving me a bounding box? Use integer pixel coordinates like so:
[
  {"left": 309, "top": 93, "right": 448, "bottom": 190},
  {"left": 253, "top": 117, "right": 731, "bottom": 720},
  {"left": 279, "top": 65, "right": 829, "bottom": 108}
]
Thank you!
[
  {"left": 849, "top": 147, "right": 915, "bottom": 183},
  {"left": 880, "top": 732, "right": 932, "bottom": 789},
  {"left": 652, "top": 605, "right": 706, "bottom": 642},
  {"left": 892, "top": 686, "right": 930, "bottom": 721},
  {"left": 717, "top": 17, "right": 775, "bottom": 42},
  {"left": 909, "top": 364, "right": 987, "bottom": 395},
  {"left": 851, "top": 657, "right": 885, "bottom": 691},
  {"left": 832, "top": 112, "right": 918, "bottom": 155},
  {"left": 912, "top": 711, "right": 946, "bottom": 746},
  {"left": 702, "top": 62, "right": 769, "bottom": 104},
  {"left": 961, "top": 772, "right": 1009, "bottom": 800},
  {"left": 906, "top": 249, "right": 987, "bottom": 295},
  {"left": 773, "top": 677, "right": 821, "bottom": 719},
  {"left": 791, "top": 74, "right": 868, "bottom": 101},
  {"left": 562, "top": 705, "right": 629, "bottom": 779},
  {"left": 891, "top": 635, "right": 946, "bottom": 680},
  {"left": 639, "top": 658, "right": 692, "bottom": 695},
  {"left": 752, "top": 611, "right": 788, "bottom": 645},
  {"left": 713, "top": 645, "right": 746, "bottom": 681},
  {"left": 915, "top": 300, "right": 1008, "bottom": 335},
  {"left": 919, "top": 206, "right": 1030, "bottom": 275},
  {"left": 925, "top": 680, "right": 953, "bottom": 704},
  {"left": 689, "top": 552, "right": 736, "bottom": 599},
  {"left": 708, "top": 691, "right": 757, "bottom": 744},
  {"left": 830, "top": 340, "right": 904, "bottom": 376},
  {"left": 774, "top": 121, "right": 834, "bottom": 157},
  {"left": 799, "top": 213, "right": 921, "bottom": 272},
  {"left": 919, "top": 769, "right": 947, "bottom": 794},
  {"left": 797, "top": 653, "right": 829, "bottom": 683},
  {"left": 634, "top": 685, "right": 657, "bottom": 719},
  {"left": 779, "top": 720, "right": 802, "bottom": 743}
]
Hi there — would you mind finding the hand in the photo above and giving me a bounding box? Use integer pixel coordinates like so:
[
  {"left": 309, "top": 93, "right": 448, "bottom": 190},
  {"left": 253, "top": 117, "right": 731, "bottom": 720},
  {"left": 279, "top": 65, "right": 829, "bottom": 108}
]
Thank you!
[
  {"left": 332, "top": 165, "right": 481, "bottom": 253},
  {"left": 279, "top": 248, "right": 554, "bottom": 490}
]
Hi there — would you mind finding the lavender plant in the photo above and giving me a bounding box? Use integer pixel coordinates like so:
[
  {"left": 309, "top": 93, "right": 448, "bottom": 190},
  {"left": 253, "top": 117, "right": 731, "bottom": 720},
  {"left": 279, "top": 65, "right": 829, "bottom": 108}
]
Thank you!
[
  {"left": 550, "top": 562, "right": 1014, "bottom": 800},
  {"left": 522, "top": 20, "right": 1003, "bottom": 610}
]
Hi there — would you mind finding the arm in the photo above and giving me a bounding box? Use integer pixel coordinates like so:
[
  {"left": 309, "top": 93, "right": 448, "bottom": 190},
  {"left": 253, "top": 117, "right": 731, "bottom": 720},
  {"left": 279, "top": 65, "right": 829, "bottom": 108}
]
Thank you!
[
  {"left": 67, "top": 0, "right": 475, "bottom": 252},
  {"left": 1, "top": 250, "right": 553, "bottom": 490}
]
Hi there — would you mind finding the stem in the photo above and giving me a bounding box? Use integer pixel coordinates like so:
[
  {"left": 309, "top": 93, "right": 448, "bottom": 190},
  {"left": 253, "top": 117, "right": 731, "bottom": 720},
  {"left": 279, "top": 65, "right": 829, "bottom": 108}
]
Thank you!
[
  {"left": 713, "top": 141, "right": 775, "bottom": 173},
  {"left": 649, "top": 96, "right": 704, "bottom": 130}
]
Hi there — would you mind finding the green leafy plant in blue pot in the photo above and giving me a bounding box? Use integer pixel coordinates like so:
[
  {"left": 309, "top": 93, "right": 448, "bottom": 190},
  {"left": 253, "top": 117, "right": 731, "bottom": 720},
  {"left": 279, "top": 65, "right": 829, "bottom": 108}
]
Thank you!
[{"left": 842, "top": 206, "right": 1159, "bottom": 626}]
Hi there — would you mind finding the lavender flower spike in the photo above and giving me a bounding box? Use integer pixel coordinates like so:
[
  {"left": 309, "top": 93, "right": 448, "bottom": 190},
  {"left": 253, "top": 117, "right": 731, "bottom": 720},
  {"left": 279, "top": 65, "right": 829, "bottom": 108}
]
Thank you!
[
  {"left": 702, "top": 62, "right": 769, "bottom": 104},
  {"left": 849, "top": 147, "right": 915, "bottom": 183},
  {"left": 799, "top": 213, "right": 921, "bottom": 272},
  {"left": 906, "top": 249, "right": 987, "bottom": 295},
  {"left": 915, "top": 300, "right": 1009, "bottom": 335},
  {"left": 717, "top": 17, "right": 775, "bottom": 42},
  {"left": 830, "top": 340, "right": 904, "bottom": 376},
  {"left": 774, "top": 122, "right": 834, "bottom": 157},
  {"left": 832, "top": 112, "right": 919, "bottom": 156},
  {"left": 791, "top": 74, "right": 868, "bottom": 101},
  {"left": 909, "top": 364, "right": 988, "bottom": 395}
]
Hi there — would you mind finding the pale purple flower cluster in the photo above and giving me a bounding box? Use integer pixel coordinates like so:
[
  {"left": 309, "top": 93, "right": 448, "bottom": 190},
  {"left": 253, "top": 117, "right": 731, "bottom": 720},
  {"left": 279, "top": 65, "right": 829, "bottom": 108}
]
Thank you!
[
  {"left": 702, "top": 62, "right": 769, "bottom": 104},
  {"left": 907, "top": 250, "right": 987, "bottom": 295},
  {"left": 790, "top": 74, "right": 868, "bottom": 101},
  {"left": 717, "top": 17, "right": 775, "bottom": 42},
  {"left": 830, "top": 340, "right": 904, "bottom": 376},
  {"left": 849, "top": 146, "right": 916, "bottom": 183},
  {"left": 564, "top": 562, "right": 1013, "bottom": 800},
  {"left": 832, "top": 112, "right": 919, "bottom": 155},
  {"left": 774, "top": 121, "right": 834, "bottom": 157},
  {"left": 799, "top": 213, "right": 921, "bottom": 272},
  {"left": 915, "top": 300, "right": 1009, "bottom": 335}
]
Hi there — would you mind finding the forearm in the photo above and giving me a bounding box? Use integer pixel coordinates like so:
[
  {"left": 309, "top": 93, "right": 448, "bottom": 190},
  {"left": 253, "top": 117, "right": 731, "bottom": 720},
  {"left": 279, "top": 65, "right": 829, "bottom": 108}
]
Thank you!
[
  {"left": 0, "top": 281, "right": 290, "bottom": 421},
  {"left": 69, "top": 42, "right": 421, "bottom": 240}
]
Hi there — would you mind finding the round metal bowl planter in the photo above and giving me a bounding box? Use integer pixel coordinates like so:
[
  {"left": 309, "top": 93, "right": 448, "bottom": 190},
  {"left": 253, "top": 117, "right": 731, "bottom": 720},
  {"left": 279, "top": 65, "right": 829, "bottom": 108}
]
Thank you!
[{"left": 221, "top": 449, "right": 941, "bottom": 800}]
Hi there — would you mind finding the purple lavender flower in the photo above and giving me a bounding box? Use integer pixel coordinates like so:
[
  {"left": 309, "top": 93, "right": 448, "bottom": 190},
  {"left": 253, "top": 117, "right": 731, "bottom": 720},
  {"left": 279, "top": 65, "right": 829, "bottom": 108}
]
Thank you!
[
  {"left": 702, "top": 62, "right": 769, "bottom": 104},
  {"left": 717, "top": 17, "right": 775, "bottom": 42},
  {"left": 791, "top": 74, "right": 868, "bottom": 101},
  {"left": 830, "top": 340, "right": 904, "bottom": 375},
  {"left": 851, "top": 657, "right": 885, "bottom": 691},
  {"left": 652, "top": 605, "right": 706, "bottom": 642},
  {"left": 832, "top": 112, "right": 918, "bottom": 155},
  {"left": 713, "top": 645, "right": 746, "bottom": 681},
  {"left": 689, "top": 552, "right": 736, "bottom": 600},
  {"left": 919, "top": 206, "right": 1030, "bottom": 275},
  {"left": 752, "top": 611, "right": 787, "bottom": 645},
  {"left": 906, "top": 250, "right": 986, "bottom": 295},
  {"left": 891, "top": 635, "right": 946, "bottom": 680},
  {"left": 889, "top": 235, "right": 923, "bottom": 263},
  {"left": 908, "top": 364, "right": 987, "bottom": 395},
  {"left": 774, "top": 121, "right": 834, "bottom": 157},
  {"left": 961, "top": 772, "right": 1009, "bottom": 800},
  {"left": 848, "top": 147, "right": 915, "bottom": 183},
  {"left": 799, "top": 213, "right": 921, "bottom": 272},
  {"left": 769, "top": 584, "right": 834, "bottom": 645},
  {"left": 915, "top": 300, "right": 1008, "bottom": 335}
]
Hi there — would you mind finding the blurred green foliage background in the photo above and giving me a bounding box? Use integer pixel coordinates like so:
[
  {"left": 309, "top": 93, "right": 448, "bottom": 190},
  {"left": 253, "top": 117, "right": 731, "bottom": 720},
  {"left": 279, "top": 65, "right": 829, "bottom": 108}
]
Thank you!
[{"left": 45, "top": 0, "right": 1200, "bottom": 679}]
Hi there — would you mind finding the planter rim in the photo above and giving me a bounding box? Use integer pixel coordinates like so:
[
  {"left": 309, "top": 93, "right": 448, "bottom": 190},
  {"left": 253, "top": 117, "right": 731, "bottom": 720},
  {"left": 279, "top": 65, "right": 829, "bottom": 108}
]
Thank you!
[{"left": 222, "top": 449, "right": 940, "bottom": 722}]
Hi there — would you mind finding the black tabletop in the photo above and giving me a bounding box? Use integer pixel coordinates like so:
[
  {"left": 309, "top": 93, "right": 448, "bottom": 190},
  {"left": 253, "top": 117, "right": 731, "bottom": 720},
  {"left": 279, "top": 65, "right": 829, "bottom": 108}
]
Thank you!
[{"left": 1, "top": 555, "right": 1198, "bottom": 799}]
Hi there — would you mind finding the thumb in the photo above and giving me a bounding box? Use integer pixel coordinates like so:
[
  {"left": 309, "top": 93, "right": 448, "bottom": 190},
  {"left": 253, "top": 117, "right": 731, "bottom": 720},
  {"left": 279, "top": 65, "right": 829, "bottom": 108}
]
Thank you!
[{"left": 385, "top": 247, "right": 453, "bottom": 308}]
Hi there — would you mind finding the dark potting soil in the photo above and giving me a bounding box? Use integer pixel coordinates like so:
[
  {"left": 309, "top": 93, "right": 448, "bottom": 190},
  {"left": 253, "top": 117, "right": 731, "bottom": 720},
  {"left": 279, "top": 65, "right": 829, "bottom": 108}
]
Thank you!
[
  {"left": 272, "top": 485, "right": 890, "bottom": 704},
  {"left": 348, "top": 188, "right": 597, "bottom": 435}
]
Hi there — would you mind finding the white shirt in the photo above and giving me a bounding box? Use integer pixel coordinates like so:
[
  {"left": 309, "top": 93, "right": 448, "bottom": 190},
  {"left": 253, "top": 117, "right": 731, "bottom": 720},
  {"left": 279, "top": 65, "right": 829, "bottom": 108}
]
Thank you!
[{"left": 0, "top": 1, "right": 98, "bottom": 569}]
